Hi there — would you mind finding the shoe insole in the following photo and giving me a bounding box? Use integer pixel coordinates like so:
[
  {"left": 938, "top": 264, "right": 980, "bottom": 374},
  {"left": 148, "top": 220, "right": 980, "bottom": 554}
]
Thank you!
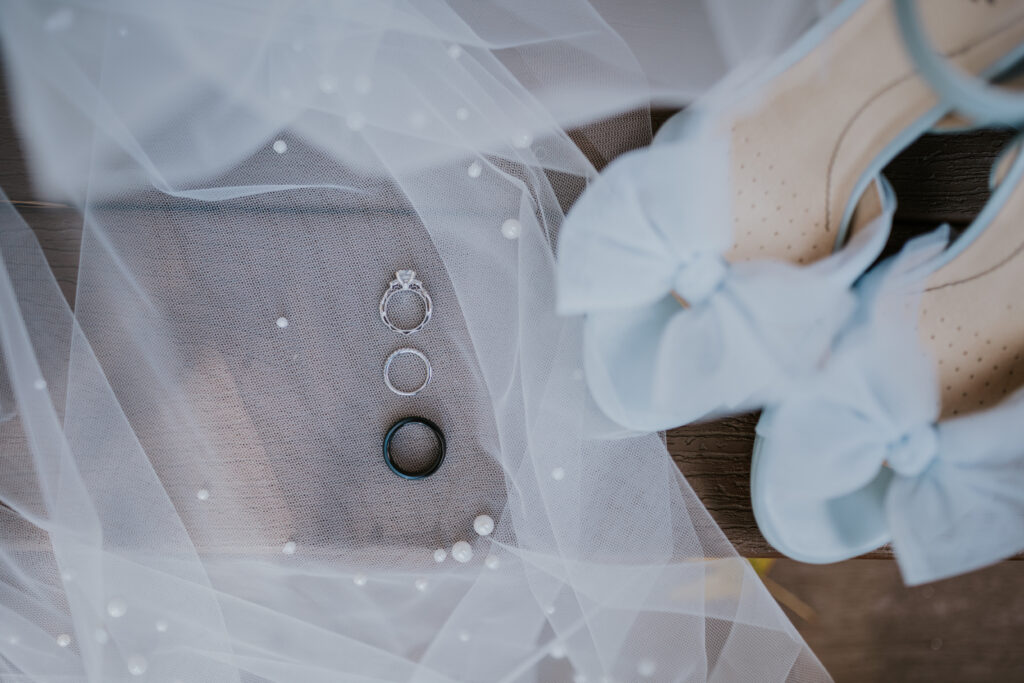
[
  {"left": 919, "top": 145, "right": 1024, "bottom": 419},
  {"left": 724, "top": 0, "right": 1024, "bottom": 266}
]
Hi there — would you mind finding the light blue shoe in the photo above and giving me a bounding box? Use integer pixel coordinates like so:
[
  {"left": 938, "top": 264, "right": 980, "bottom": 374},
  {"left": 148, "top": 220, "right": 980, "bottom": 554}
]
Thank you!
[
  {"left": 752, "top": 133, "right": 1024, "bottom": 584},
  {"left": 557, "top": 0, "right": 1024, "bottom": 431}
]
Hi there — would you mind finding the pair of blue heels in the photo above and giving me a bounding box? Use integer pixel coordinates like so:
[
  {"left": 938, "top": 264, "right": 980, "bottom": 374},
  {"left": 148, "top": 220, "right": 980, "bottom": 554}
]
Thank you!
[{"left": 557, "top": 0, "right": 1024, "bottom": 584}]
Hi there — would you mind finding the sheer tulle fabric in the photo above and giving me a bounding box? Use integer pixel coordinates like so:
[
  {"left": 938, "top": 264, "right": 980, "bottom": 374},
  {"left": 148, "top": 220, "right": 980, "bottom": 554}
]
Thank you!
[{"left": 0, "top": 1, "right": 831, "bottom": 680}]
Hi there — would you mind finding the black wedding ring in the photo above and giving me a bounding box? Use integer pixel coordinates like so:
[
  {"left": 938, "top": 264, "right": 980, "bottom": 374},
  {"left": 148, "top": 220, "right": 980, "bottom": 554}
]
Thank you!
[{"left": 383, "top": 417, "right": 446, "bottom": 479}]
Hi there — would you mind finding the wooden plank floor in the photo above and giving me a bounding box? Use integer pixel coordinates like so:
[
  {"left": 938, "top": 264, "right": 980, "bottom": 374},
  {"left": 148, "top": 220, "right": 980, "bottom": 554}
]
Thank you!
[{"left": 772, "top": 558, "right": 1024, "bottom": 682}]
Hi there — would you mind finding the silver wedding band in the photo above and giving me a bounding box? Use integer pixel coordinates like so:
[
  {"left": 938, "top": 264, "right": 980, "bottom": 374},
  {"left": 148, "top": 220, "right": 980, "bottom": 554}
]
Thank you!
[{"left": 384, "top": 348, "right": 432, "bottom": 396}]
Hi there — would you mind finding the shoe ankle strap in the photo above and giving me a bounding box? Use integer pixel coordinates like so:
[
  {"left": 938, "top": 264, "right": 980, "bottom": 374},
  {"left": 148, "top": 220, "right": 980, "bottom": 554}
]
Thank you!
[{"left": 895, "top": 0, "right": 1024, "bottom": 126}]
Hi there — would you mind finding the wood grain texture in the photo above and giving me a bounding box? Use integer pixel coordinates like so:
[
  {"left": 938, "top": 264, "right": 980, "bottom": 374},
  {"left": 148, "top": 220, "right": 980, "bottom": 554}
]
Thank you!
[
  {"left": 2, "top": 99, "right": 1016, "bottom": 559},
  {"left": 772, "top": 558, "right": 1024, "bottom": 682},
  {"left": 15, "top": 206, "right": 82, "bottom": 308},
  {"left": 885, "top": 129, "right": 1016, "bottom": 225},
  {"left": 0, "top": 78, "right": 31, "bottom": 202}
]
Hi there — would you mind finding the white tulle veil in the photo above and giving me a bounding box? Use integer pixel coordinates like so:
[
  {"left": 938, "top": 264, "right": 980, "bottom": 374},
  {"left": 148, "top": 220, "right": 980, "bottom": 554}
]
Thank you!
[{"left": 0, "top": 1, "right": 834, "bottom": 680}]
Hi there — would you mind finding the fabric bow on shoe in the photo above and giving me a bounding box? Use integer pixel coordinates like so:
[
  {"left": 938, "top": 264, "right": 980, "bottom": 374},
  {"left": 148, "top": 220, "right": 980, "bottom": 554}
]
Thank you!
[
  {"left": 556, "top": 130, "right": 893, "bottom": 430},
  {"left": 672, "top": 254, "right": 728, "bottom": 306},
  {"left": 885, "top": 423, "right": 939, "bottom": 477},
  {"left": 755, "top": 230, "right": 1024, "bottom": 584}
]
